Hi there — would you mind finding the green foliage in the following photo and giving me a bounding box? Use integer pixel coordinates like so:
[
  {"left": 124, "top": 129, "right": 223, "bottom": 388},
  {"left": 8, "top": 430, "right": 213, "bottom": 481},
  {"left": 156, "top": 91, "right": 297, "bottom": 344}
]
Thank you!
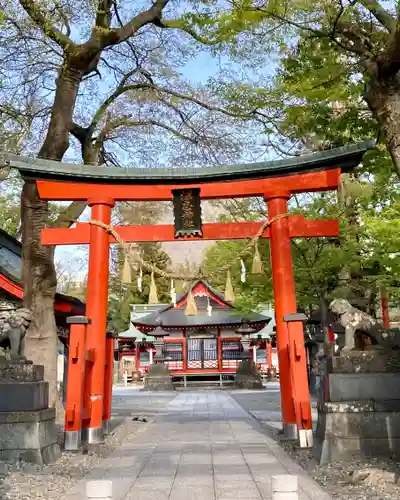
[
  {"left": 0, "top": 195, "right": 19, "bottom": 235},
  {"left": 107, "top": 243, "right": 172, "bottom": 332},
  {"left": 203, "top": 238, "right": 274, "bottom": 314},
  {"left": 203, "top": 27, "right": 400, "bottom": 314}
]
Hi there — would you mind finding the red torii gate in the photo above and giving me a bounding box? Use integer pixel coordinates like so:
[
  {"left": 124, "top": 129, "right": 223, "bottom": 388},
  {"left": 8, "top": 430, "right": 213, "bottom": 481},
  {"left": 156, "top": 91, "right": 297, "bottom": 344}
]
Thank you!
[{"left": 9, "top": 141, "right": 371, "bottom": 450}]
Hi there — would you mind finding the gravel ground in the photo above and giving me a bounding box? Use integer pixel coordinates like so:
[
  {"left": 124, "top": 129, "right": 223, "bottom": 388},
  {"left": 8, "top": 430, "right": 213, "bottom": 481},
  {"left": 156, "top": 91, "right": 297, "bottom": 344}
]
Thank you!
[
  {"left": 275, "top": 425, "right": 400, "bottom": 500},
  {"left": 0, "top": 418, "right": 148, "bottom": 500},
  {"left": 231, "top": 388, "right": 400, "bottom": 500}
]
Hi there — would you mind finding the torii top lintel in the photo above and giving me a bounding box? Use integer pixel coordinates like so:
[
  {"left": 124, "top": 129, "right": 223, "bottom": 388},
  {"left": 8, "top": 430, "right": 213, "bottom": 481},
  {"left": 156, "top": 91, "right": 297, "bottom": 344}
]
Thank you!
[{"left": 4, "top": 141, "right": 373, "bottom": 201}]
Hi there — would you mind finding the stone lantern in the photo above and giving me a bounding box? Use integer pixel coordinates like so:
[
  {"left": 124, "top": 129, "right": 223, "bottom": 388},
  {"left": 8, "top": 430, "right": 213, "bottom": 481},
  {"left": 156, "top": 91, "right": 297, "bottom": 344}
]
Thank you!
[
  {"left": 143, "top": 318, "right": 174, "bottom": 391},
  {"left": 151, "top": 320, "right": 169, "bottom": 364},
  {"left": 234, "top": 320, "right": 263, "bottom": 389},
  {"left": 236, "top": 321, "right": 257, "bottom": 359}
]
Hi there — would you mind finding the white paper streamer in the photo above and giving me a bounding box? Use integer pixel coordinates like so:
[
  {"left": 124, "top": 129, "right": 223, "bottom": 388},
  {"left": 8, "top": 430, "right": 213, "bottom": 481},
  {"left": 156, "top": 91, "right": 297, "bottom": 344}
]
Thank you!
[
  {"left": 207, "top": 297, "right": 212, "bottom": 316},
  {"left": 137, "top": 267, "right": 143, "bottom": 292},
  {"left": 170, "top": 279, "right": 176, "bottom": 306},
  {"left": 240, "top": 259, "right": 246, "bottom": 283}
]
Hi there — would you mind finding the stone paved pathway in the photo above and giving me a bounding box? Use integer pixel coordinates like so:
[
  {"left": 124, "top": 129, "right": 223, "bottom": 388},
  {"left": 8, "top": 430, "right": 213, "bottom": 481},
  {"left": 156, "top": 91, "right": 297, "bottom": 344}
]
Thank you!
[{"left": 64, "top": 391, "right": 331, "bottom": 500}]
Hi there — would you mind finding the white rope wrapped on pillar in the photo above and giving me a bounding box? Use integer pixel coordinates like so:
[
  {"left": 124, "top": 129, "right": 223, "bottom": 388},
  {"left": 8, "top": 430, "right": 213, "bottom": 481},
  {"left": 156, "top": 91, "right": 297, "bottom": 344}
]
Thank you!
[
  {"left": 272, "top": 474, "right": 298, "bottom": 500},
  {"left": 86, "top": 480, "right": 113, "bottom": 500}
]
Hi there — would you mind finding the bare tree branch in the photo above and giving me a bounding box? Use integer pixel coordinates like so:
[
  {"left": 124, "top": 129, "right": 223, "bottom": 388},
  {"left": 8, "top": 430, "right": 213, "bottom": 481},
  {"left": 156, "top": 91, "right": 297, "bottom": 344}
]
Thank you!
[
  {"left": 95, "top": 0, "right": 113, "bottom": 29},
  {"left": 358, "top": 0, "right": 396, "bottom": 33},
  {"left": 18, "top": 0, "right": 74, "bottom": 50},
  {"left": 96, "top": 0, "right": 170, "bottom": 48},
  {"left": 105, "top": 117, "right": 202, "bottom": 145}
]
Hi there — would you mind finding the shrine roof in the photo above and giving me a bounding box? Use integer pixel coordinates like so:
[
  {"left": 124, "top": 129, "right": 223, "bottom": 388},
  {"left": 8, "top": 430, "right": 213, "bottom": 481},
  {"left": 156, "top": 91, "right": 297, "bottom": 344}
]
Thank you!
[
  {"left": 3, "top": 141, "right": 374, "bottom": 184},
  {"left": 132, "top": 279, "right": 270, "bottom": 330},
  {"left": 132, "top": 306, "right": 270, "bottom": 330},
  {"left": 0, "top": 228, "right": 85, "bottom": 310}
]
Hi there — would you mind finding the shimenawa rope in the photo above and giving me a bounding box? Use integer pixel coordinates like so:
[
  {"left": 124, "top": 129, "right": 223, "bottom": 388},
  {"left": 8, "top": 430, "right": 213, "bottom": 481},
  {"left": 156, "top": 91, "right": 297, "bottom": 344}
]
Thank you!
[{"left": 88, "top": 213, "right": 290, "bottom": 282}]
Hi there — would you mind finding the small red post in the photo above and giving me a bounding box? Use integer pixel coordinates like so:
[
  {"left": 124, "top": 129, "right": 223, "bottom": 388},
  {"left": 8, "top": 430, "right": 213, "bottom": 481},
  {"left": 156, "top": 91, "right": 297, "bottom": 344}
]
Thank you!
[
  {"left": 266, "top": 193, "right": 297, "bottom": 437},
  {"left": 135, "top": 343, "right": 140, "bottom": 371},
  {"left": 266, "top": 340, "right": 273, "bottom": 369},
  {"left": 284, "top": 313, "right": 313, "bottom": 448},
  {"left": 381, "top": 289, "right": 390, "bottom": 328},
  {"left": 182, "top": 328, "right": 188, "bottom": 371},
  {"left": 64, "top": 315, "right": 90, "bottom": 451},
  {"left": 103, "top": 332, "right": 115, "bottom": 434},
  {"left": 84, "top": 198, "right": 114, "bottom": 444}
]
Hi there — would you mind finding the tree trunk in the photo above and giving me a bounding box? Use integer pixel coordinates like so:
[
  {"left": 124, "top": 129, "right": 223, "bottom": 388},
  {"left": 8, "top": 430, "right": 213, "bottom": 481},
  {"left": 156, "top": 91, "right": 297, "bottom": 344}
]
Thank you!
[
  {"left": 365, "top": 72, "right": 400, "bottom": 178},
  {"left": 21, "top": 66, "right": 83, "bottom": 410}
]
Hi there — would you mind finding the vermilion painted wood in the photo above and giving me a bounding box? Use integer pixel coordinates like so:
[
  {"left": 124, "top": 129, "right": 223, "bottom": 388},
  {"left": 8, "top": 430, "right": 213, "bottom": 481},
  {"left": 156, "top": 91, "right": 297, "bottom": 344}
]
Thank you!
[
  {"left": 182, "top": 329, "right": 187, "bottom": 372},
  {"left": 287, "top": 320, "right": 313, "bottom": 431},
  {"left": 267, "top": 196, "right": 298, "bottom": 428},
  {"left": 102, "top": 335, "right": 114, "bottom": 427},
  {"left": 175, "top": 281, "right": 231, "bottom": 309},
  {"left": 267, "top": 342, "right": 273, "bottom": 369},
  {"left": 84, "top": 202, "right": 113, "bottom": 440},
  {"left": 40, "top": 218, "right": 339, "bottom": 246},
  {"left": 0, "top": 274, "right": 73, "bottom": 312},
  {"left": 36, "top": 169, "right": 341, "bottom": 201},
  {"left": 64, "top": 322, "right": 86, "bottom": 435}
]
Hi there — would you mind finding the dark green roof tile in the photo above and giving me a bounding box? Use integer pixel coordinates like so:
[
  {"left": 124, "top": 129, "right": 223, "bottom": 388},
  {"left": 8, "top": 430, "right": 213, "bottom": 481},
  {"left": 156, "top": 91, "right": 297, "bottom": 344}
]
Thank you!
[{"left": 1, "top": 141, "right": 374, "bottom": 185}]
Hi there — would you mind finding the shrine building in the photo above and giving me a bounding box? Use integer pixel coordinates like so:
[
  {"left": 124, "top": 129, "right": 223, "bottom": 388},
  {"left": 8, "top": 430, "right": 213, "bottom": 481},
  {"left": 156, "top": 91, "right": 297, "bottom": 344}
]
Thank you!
[{"left": 118, "top": 280, "right": 277, "bottom": 385}]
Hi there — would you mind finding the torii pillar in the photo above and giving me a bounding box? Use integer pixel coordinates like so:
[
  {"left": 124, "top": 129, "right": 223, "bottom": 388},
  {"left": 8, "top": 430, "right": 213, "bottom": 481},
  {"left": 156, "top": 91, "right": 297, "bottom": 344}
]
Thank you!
[
  {"left": 83, "top": 198, "right": 114, "bottom": 444},
  {"left": 266, "top": 191, "right": 312, "bottom": 440}
]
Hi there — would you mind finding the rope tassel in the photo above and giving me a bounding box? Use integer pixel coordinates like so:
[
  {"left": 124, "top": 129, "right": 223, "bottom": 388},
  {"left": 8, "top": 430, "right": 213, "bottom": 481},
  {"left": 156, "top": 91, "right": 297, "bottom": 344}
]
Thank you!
[
  {"left": 252, "top": 242, "right": 263, "bottom": 275},
  {"left": 148, "top": 271, "right": 159, "bottom": 304},
  {"left": 224, "top": 270, "right": 235, "bottom": 302},
  {"left": 185, "top": 286, "right": 198, "bottom": 316},
  {"left": 121, "top": 254, "right": 131, "bottom": 284}
]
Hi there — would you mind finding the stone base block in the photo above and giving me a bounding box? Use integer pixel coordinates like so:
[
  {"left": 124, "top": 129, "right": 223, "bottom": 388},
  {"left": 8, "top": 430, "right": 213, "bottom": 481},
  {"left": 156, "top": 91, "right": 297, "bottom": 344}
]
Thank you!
[
  {"left": 0, "top": 362, "right": 44, "bottom": 381},
  {"left": 0, "top": 381, "right": 49, "bottom": 412},
  {"left": 143, "top": 363, "right": 175, "bottom": 391},
  {"left": 328, "top": 350, "right": 400, "bottom": 373},
  {"left": 235, "top": 359, "right": 263, "bottom": 390},
  {"left": 314, "top": 399, "right": 400, "bottom": 464},
  {"left": 323, "top": 372, "right": 400, "bottom": 402},
  {"left": 0, "top": 408, "right": 61, "bottom": 465}
]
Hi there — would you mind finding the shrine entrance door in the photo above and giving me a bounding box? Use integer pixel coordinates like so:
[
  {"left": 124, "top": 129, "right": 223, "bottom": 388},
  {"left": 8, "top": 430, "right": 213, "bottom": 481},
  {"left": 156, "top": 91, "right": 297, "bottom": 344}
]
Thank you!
[{"left": 187, "top": 337, "right": 218, "bottom": 370}]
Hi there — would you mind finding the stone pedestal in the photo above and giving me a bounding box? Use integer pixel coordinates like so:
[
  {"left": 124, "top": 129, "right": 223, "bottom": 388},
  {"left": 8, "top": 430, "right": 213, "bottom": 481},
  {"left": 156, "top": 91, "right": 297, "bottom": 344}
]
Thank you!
[
  {"left": 0, "top": 361, "right": 61, "bottom": 465},
  {"left": 313, "top": 350, "right": 400, "bottom": 464},
  {"left": 143, "top": 363, "right": 175, "bottom": 391},
  {"left": 235, "top": 359, "right": 263, "bottom": 390}
]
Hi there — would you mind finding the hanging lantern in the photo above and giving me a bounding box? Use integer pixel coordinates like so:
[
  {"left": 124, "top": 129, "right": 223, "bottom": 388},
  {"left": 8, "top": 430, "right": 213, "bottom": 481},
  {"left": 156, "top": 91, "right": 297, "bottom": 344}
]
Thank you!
[{"left": 172, "top": 188, "right": 203, "bottom": 238}]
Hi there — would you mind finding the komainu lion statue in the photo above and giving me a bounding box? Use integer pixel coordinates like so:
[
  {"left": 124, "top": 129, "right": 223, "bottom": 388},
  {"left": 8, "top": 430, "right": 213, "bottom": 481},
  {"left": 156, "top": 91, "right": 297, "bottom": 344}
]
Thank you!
[
  {"left": 330, "top": 298, "right": 400, "bottom": 351},
  {"left": 0, "top": 301, "right": 32, "bottom": 360}
]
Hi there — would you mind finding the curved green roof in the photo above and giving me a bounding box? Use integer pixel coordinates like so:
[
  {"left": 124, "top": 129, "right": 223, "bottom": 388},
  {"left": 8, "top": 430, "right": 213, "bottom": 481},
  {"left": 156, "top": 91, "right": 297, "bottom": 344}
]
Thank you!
[{"left": 1, "top": 141, "right": 374, "bottom": 185}]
